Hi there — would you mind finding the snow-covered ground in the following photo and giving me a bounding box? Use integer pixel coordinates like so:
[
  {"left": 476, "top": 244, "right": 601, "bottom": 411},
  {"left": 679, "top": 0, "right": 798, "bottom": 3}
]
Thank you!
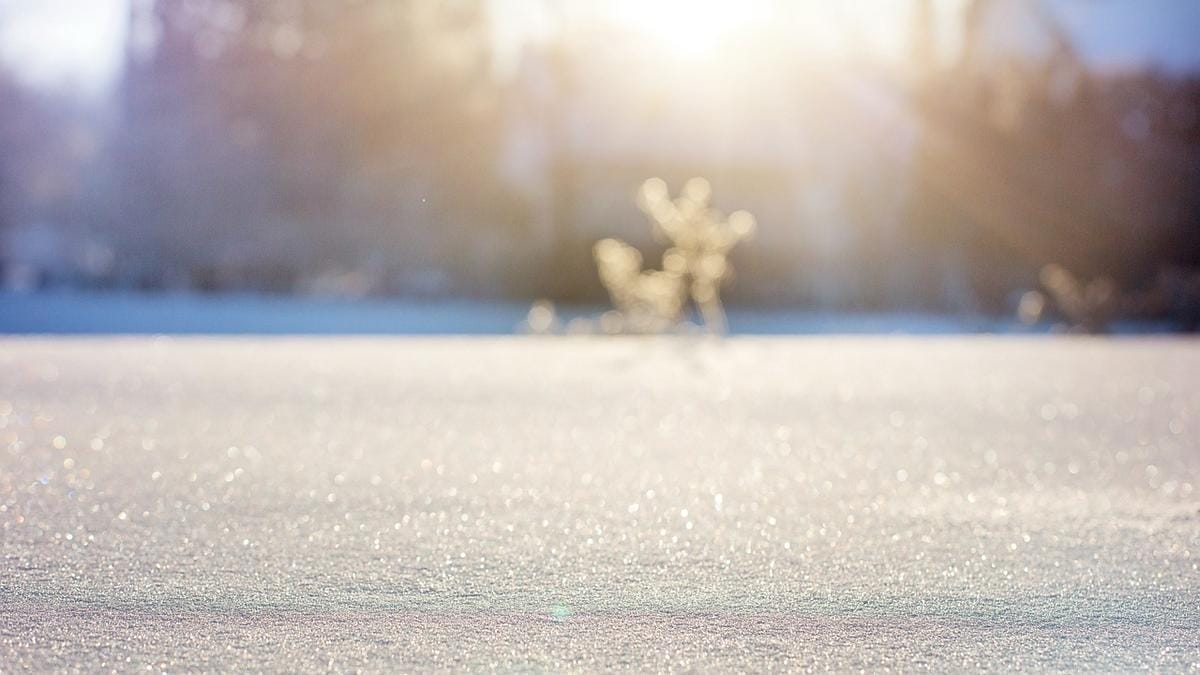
[
  {"left": 3, "top": 290, "right": 1182, "bottom": 335},
  {"left": 0, "top": 290, "right": 1018, "bottom": 336},
  {"left": 1, "top": 337, "right": 1197, "bottom": 670}
]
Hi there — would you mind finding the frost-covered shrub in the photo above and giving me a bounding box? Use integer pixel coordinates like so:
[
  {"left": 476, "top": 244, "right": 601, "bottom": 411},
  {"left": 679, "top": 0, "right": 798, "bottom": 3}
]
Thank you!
[{"left": 595, "top": 177, "right": 756, "bottom": 333}]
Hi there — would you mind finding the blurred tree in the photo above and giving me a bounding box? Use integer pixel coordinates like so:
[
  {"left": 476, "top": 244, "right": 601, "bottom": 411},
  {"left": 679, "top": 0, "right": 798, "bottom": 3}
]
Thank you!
[
  {"left": 0, "top": 68, "right": 23, "bottom": 238},
  {"left": 112, "top": 0, "right": 511, "bottom": 294},
  {"left": 0, "top": 64, "right": 110, "bottom": 288},
  {"left": 907, "top": 0, "right": 1200, "bottom": 312}
]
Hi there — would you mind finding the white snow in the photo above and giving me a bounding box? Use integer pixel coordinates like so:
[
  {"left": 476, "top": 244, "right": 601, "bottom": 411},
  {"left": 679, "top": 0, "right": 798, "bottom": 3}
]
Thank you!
[
  {"left": 1, "top": 337, "right": 1197, "bottom": 670},
  {"left": 0, "top": 290, "right": 1026, "bottom": 335}
]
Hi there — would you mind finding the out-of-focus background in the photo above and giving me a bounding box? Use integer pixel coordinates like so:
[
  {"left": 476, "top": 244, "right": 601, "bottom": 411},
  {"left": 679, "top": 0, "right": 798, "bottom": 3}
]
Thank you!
[{"left": 1, "top": 0, "right": 1199, "bottom": 332}]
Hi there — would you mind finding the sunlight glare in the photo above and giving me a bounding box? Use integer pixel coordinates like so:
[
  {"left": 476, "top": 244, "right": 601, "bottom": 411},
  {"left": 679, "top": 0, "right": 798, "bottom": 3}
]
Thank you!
[
  {"left": 0, "top": 0, "right": 128, "bottom": 91},
  {"left": 607, "top": 0, "right": 772, "bottom": 60}
]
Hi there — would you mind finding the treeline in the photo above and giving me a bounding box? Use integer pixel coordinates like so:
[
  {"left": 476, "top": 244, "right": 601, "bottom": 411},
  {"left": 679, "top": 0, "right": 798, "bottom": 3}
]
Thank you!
[
  {"left": 1, "top": 0, "right": 1198, "bottom": 317},
  {"left": 2, "top": 0, "right": 532, "bottom": 297},
  {"left": 113, "top": 0, "right": 537, "bottom": 296},
  {"left": 905, "top": 0, "right": 1200, "bottom": 315}
]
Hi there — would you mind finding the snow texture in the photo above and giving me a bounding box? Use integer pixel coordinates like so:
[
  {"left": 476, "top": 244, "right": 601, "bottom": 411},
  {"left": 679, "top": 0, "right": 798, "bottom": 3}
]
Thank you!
[{"left": 1, "top": 337, "right": 1198, "bottom": 671}]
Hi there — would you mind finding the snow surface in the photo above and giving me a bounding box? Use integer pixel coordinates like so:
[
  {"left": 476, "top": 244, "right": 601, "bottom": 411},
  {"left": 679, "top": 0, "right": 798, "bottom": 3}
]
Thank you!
[
  {"left": 4, "top": 291, "right": 1184, "bottom": 335},
  {"left": 1, "top": 337, "right": 1198, "bottom": 671},
  {"left": 0, "top": 290, "right": 1001, "bottom": 335}
]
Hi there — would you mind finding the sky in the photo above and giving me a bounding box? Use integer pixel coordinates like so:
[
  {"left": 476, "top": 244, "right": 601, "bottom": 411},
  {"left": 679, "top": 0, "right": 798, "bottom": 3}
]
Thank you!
[
  {"left": 0, "top": 0, "right": 129, "bottom": 92},
  {"left": 1, "top": 0, "right": 1199, "bottom": 93},
  {"left": 1048, "top": 0, "right": 1200, "bottom": 73}
]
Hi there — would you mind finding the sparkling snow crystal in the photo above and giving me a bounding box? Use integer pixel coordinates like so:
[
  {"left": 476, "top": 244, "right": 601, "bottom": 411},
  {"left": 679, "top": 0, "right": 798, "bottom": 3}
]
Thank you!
[{"left": 1, "top": 337, "right": 1198, "bottom": 670}]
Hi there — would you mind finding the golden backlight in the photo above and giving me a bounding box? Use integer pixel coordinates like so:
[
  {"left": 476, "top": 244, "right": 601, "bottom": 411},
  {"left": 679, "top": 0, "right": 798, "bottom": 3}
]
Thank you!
[
  {"left": 589, "top": 0, "right": 919, "bottom": 64},
  {"left": 604, "top": 0, "right": 773, "bottom": 60}
]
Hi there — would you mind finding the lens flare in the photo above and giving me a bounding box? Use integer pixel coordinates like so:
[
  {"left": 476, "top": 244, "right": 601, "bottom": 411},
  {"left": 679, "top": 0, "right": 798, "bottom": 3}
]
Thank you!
[{"left": 606, "top": 0, "right": 772, "bottom": 60}]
